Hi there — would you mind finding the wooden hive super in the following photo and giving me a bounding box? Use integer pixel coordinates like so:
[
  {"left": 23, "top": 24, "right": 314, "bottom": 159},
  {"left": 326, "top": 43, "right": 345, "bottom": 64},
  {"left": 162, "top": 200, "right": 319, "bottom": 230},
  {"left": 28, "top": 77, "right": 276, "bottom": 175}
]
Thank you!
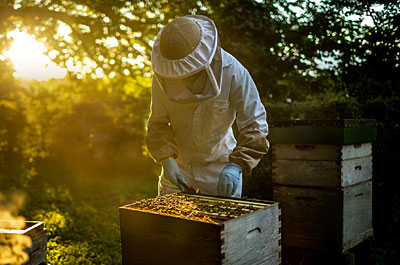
[
  {"left": 119, "top": 193, "right": 281, "bottom": 265},
  {"left": 0, "top": 220, "right": 47, "bottom": 265},
  {"left": 269, "top": 120, "right": 376, "bottom": 253}
]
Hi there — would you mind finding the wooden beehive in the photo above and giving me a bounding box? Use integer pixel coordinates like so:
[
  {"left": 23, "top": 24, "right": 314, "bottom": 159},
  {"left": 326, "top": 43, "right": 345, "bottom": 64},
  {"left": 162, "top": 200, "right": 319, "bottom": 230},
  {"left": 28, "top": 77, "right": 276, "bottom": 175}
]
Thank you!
[
  {"left": 272, "top": 143, "right": 372, "bottom": 188},
  {"left": 119, "top": 193, "right": 281, "bottom": 265},
  {"left": 269, "top": 120, "right": 376, "bottom": 253},
  {"left": 273, "top": 181, "right": 372, "bottom": 252},
  {"left": 0, "top": 220, "right": 47, "bottom": 265}
]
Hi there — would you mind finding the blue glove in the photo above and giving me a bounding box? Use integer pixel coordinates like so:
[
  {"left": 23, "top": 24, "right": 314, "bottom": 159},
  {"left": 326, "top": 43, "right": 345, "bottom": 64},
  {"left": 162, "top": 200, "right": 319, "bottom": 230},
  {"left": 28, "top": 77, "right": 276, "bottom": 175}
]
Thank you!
[
  {"left": 217, "top": 163, "right": 242, "bottom": 197},
  {"left": 162, "top": 158, "right": 187, "bottom": 191}
]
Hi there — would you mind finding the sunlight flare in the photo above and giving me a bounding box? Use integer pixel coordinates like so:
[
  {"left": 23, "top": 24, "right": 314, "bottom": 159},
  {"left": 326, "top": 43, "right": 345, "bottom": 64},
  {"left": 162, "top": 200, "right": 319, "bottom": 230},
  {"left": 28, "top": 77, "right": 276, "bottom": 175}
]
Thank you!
[{"left": 3, "top": 30, "right": 67, "bottom": 81}]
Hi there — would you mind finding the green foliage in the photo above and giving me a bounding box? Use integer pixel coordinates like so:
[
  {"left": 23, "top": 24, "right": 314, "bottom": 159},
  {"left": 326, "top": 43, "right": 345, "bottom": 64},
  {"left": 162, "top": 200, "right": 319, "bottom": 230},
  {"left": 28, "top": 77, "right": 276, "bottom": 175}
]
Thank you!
[
  {"left": 264, "top": 92, "right": 361, "bottom": 121},
  {"left": 0, "top": 0, "right": 399, "bottom": 264},
  {"left": 0, "top": 60, "right": 25, "bottom": 180},
  {"left": 307, "top": 0, "right": 400, "bottom": 102},
  {"left": 18, "top": 169, "right": 157, "bottom": 264}
]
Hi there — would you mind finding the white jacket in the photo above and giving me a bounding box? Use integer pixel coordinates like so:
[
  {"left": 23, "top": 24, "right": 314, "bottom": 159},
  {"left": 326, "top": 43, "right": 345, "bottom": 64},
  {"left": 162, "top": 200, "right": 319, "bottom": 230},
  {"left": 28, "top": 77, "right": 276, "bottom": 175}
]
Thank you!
[{"left": 146, "top": 49, "right": 269, "bottom": 196}]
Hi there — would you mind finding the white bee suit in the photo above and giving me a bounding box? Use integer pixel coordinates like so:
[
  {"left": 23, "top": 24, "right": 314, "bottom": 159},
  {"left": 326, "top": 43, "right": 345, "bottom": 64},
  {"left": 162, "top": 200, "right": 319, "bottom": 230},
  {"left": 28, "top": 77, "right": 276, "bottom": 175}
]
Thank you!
[{"left": 145, "top": 15, "right": 269, "bottom": 197}]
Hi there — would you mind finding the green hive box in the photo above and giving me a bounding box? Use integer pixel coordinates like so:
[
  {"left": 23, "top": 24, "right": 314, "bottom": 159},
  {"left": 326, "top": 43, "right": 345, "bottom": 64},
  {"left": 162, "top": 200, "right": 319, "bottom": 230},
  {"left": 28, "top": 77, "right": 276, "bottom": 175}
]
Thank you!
[{"left": 268, "top": 119, "right": 377, "bottom": 144}]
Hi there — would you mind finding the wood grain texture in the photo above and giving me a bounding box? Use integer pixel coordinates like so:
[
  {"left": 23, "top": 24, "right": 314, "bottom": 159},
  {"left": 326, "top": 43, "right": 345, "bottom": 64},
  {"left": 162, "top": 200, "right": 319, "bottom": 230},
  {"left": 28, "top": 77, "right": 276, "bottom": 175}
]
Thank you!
[
  {"left": 221, "top": 204, "right": 281, "bottom": 265},
  {"left": 0, "top": 221, "right": 47, "bottom": 265},
  {"left": 120, "top": 207, "right": 222, "bottom": 265},
  {"left": 272, "top": 144, "right": 341, "bottom": 160},
  {"left": 120, "top": 197, "right": 281, "bottom": 265},
  {"left": 272, "top": 144, "right": 373, "bottom": 188},
  {"left": 272, "top": 143, "right": 372, "bottom": 161},
  {"left": 341, "top": 143, "right": 372, "bottom": 160},
  {"left": 342, "top": 180, "right": 373, "bottom": 251},
  {"left": 273, "top": 186, "right": 342, "bottom": 251},
  {"left": 341, "top": 156, "right": 373, "bottom": 186},
  {"left": 273, "top": 181, "right": 373, "bottom": 253},
  {"left": 26, "top": 230, "right": 47, "bottom": 265},
  {"left": 272, "top": 159, "right": 340, "bottom": 187}
]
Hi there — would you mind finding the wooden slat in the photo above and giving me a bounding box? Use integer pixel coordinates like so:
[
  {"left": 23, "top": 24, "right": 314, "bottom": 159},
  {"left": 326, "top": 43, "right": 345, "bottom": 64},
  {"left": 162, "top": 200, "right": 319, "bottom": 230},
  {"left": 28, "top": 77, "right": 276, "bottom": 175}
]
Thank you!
[
  {"left": 341, "top": 156, "right": 373, "bottom": 186},
  {"left": 341, "top": 143, "right": 372, "bottom": 160},
  {"left": 272, "top": 156, "right": 372, "bottom": 188},
  {"left": 26, "top": 231, "right": 47, "bottom": 265},
  {"left": 272, "top": 144, "right": 340, "bottom": 160},
  {"left": 184, "top": 193, "right": 273, "bottom": 208},
  {"left": 273, "top": 186, "right": 343, "bottom": 251},
  {"left": 221, "top": 204, "right": 281, "bottom": 265},
  {"left": 272, "top": 143, "right": 372, "bottom": 161},
  {"left": 273, "top": 181, "right": 373, "bottom": 253},
  {"left": 272, "top": 159, "right": 340, "bottom": 187},
  {"left": 120, "top": 207, "right": 222, "bottom": 265},
  {"left": 342, "top": 180, "right": 373, "bottom": 251},
  {"left": 120, "top": 196, "right": 281, "bottom": 265}
]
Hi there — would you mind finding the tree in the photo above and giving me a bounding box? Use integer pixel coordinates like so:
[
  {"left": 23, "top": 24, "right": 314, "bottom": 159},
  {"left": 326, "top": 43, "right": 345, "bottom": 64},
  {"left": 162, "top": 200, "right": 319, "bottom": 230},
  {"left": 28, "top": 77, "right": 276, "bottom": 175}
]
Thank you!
[
  {"left": 302, "top": 0, "right": 400, "bottom": 101},
  {"left": 0, "top": 0, "right": 330, "bottom": 100}
]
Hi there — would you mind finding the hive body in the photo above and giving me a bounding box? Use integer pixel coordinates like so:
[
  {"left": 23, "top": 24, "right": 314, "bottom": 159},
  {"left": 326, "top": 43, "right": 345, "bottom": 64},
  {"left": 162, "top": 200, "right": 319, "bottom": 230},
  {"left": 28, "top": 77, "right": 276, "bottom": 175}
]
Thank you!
[
  {"left": 270, "top": 120, "right": 375, "bottom": 253},
  {"left": 0, "top": 220, "right": 47, "bottom": 265},
  {"left": 119, "top": 194, "right": 281, "bottom": 265}
]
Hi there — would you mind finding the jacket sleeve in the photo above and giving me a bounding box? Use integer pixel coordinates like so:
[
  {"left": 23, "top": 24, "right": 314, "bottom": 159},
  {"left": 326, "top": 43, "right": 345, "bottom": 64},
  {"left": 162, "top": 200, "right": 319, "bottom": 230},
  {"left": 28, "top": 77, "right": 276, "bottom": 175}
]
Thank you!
[
  {"left": 229, "top": 68, "right": 270, "bottom": 176},
  {"left": 145, "top": 77, "right": 178, "bottom": 164}
]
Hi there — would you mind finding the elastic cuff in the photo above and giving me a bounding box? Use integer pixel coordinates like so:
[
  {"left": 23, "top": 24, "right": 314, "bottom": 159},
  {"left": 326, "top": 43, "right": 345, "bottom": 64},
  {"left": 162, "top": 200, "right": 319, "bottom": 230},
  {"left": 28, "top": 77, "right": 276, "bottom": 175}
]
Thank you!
[
  {"left": 228, "top": 162, "right": 242, "bottom": 172},
  {"left": 228, "top": 158, "right": 248, "bottom": 176}
]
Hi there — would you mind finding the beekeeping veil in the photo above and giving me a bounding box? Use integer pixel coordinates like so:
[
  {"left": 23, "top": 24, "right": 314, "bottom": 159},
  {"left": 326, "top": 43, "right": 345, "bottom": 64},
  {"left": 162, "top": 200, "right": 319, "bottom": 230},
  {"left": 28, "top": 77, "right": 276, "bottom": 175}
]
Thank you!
[{"left": 151, "top": 15, "right": 222, "bottom": 103}]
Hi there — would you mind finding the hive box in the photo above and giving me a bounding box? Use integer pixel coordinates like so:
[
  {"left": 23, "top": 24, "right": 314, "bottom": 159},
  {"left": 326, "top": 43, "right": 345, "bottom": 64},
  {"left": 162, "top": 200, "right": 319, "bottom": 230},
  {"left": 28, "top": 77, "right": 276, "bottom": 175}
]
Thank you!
[
  {"left": 119, "top": 194, "right": 281, "bottom": 265},
  {"left": 270, "top": 120, "right": 375, "bottom": 253},
  {"left": 273, "top": 181, "right": 372, "bottom": 252},
  {"left": 272, "top": 143, "right": 373, "bottom": 188},
  {"left": 0, "top": 220, "right": 47, "bottom": 265}
]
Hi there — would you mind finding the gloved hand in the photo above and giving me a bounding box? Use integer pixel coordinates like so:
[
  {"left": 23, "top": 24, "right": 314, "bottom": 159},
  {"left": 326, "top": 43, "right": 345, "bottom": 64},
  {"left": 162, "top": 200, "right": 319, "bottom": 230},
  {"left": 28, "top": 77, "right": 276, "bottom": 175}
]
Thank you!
[
  {"left": 162, "top": 158, "right": 187, "bottom": 191},
  {"left": 217, "top": 163, "right": 242, "bottom": 197}
]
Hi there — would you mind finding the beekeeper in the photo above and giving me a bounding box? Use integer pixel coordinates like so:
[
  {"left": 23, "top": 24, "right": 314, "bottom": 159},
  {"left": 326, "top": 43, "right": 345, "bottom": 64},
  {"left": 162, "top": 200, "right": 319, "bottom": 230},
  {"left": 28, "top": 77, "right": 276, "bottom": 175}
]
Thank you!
[{"left": 145, "top": 15, "right": 269, "bottom": 197}]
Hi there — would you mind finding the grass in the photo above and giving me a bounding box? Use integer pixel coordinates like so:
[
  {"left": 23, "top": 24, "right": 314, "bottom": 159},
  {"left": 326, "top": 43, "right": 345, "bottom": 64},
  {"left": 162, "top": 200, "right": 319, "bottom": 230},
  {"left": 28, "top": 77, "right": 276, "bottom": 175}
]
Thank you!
[
  {"left": 19, "top": 169, "right": 158, "bottom": 264},
  {"left": 4, "top": 164, "right": 399, "bottom": 265}
]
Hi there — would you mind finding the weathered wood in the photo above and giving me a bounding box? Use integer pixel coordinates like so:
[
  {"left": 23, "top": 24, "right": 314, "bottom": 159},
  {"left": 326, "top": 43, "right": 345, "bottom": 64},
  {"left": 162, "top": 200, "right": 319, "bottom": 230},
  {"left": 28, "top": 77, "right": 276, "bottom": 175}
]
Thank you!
[
  {"left": 272, "top": 144, "right": 341, "bottom": 160},
  {"left": 341, "top": 156, "right": 372, "bottom": 186},
  {"left": 342, "top": 181, "right": 373, "bottom": 250},
  {"left": 272, "top": 142, "right": 373, "bottom": 188},
  {"left": 0, "top": 221, "right": 47, "bottom": 265},
  {"left": 26, "top": 230, "right": 47, "bottom": 265},
  {"left": 119, "top": 195, "right": 281, "bottom": 265},
  {"left": 222, "top": 204, "right": 281, "bottom": 265},
  {"left": 272, "top": 155, "right": 372, "bottom": 188},
  {"left": 120, "top": 208, "right": 222, "bottom": 265},
  {"left": 273, "top": 186, "right": 342, "bottom": 251},
  {"left": 273, "top": 181, "right": 373, "bottom": 253},
  {"left": 272, "top": 143, "right": 372, "bottom": 161},
  {"left": 341, "top": 143, "right": 372, "bottom": 160},
  {"left": 273, "top": 159, "right": 340, "bottom": 187}
]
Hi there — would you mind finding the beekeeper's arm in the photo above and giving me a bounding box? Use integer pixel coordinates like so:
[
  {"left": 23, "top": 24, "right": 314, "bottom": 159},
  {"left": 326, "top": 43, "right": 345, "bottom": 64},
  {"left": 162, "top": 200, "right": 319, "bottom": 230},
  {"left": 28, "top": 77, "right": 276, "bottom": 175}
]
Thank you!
[
  {"left": 145, "top": 78, "right": 187, "bottom": 188},
  {"left": 145, "top": 77, "right": 178, "bottom": 163},
  {"left": 229, "top": 68, "right": 270, "bottom": 177}
]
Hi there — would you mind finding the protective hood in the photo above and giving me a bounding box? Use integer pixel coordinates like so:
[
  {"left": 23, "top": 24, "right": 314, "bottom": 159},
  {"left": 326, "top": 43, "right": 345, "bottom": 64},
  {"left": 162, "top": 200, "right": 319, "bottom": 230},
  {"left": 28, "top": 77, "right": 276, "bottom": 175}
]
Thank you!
[{"left": 152, "top": 15, "right": 222, "bottom": 103}]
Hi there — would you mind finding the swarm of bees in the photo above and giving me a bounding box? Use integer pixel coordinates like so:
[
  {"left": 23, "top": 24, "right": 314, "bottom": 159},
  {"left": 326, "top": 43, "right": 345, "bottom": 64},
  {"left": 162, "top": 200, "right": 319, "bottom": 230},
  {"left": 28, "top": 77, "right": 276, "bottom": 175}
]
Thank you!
[{"left": 128, "top": 193, "right": 263, "bottom": 224}]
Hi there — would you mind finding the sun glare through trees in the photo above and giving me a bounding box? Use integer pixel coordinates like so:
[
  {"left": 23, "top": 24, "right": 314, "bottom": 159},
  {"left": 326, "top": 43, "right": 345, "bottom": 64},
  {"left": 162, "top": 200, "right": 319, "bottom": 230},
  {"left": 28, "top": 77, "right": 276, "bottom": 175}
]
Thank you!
[{"left": 3, "top": 30, "right": 66, "bottom": 81}]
